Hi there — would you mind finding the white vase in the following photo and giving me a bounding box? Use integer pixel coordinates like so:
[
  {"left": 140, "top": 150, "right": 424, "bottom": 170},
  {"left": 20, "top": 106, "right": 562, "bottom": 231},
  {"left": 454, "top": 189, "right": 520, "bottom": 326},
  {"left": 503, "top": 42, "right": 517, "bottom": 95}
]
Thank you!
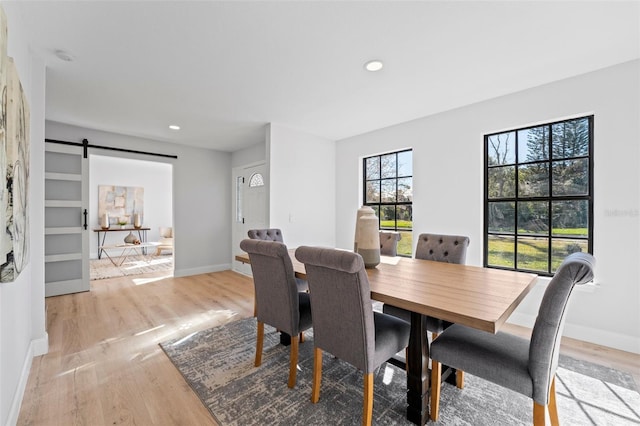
[
  {"left": 100, "top": 213, "right": 110, "bottom": 229},
  {"left": 133, "top": 213, "right": 142, "bottom": 228},
  {"left": 354, "top": 206, "right": 380, "bottom": 268}
]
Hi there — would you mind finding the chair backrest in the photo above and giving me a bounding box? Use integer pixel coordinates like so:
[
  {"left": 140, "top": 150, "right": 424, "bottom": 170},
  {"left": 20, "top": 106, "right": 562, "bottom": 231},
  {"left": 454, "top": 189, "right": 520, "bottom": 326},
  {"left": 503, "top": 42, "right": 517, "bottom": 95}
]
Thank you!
[
  {"left": 414, "top": 233, "right": 469, "bottom": 264},
  {"left": 159, "top": 227, "right": 173, "bottom": 238},
  {"left": 295, "top": 246, "right": 376, "bottom": 373},
  {"left": 379, "top": 231, "right": 401, "bottom": 256},
  {"left": 528, "top": 252, "right": 595, "bottom": 404},
  {"left": 247, "top": 228, "right": 284, "bottom": 242},
  {"left": 239, "top": 239, "right": 300, "bottom": 335}
]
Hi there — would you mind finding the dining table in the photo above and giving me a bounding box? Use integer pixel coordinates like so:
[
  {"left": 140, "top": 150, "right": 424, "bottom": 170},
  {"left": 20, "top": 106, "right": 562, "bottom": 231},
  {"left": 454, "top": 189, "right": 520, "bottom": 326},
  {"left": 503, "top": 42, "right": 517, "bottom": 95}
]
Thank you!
[{"left": 235, "top": 250, "right": 538, "bottom": 425}]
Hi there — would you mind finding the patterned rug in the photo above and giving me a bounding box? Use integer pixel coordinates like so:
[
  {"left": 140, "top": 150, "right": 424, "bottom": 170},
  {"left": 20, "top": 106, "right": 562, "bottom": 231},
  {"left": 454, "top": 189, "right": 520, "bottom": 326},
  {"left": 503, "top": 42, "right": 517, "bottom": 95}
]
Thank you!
[
  {"left": 160, "top": 317, "right": 640, "bottom": 426},
  {"left": 90, "top": 254, "right": 173, "bottom": 280}
]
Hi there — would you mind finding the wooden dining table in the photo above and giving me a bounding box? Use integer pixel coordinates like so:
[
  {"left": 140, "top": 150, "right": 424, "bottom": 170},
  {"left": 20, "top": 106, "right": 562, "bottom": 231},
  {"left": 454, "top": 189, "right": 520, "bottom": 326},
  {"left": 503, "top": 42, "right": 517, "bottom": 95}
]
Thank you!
[{"left": 235, "top": 250, "right": 538, "bottom": 425}]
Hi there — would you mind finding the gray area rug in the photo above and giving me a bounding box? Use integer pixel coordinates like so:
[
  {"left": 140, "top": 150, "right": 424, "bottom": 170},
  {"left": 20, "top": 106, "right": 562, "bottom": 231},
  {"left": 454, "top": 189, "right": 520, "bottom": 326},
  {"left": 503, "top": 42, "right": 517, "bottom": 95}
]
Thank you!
[
  {"left": 160, "top": 317, "right": 640, "bottom": 425},
  {"left": 90, "top": 254, "right": 173, "bottom": 280}
]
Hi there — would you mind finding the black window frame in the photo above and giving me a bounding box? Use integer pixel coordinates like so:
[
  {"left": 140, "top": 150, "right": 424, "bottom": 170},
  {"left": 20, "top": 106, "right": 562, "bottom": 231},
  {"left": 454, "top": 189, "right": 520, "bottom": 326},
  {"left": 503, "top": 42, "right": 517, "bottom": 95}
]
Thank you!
[
  {"left": 363, "top": 149, "right": 413, "bottom": 256},
  {"left": 483, "top": 115, "right": 594, "bottom": 276}
]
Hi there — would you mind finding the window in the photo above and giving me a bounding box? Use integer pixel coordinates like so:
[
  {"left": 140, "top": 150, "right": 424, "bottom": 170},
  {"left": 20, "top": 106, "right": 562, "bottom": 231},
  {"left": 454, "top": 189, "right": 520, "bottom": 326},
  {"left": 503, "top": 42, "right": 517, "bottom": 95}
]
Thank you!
[
  {"left": 484, "top": 116, "right": 593, "bottom": 276},
  {"left": 249, "top": 173, "right": 264, "bottom": 187},
  {"left": 363, "top": 149, "right": 413, "bottom": 256}
]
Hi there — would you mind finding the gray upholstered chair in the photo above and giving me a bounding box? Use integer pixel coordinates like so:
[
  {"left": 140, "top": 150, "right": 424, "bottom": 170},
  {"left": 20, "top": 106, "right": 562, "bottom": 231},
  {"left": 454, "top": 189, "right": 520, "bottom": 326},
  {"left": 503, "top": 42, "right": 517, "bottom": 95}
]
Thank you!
[
  {"left": 295, "top": 246, "right": 411, "bottom": 426},
  {"left": 239, "top": 239, "right": 313, "bottom": 388},
  {"left": 247, "top": 228, "right": 308, "bottom": 293},
  {"left": 429, "top": 252, "right": 595, "bottom": 425},
  {"left": 247, "top": 228, "right": 284, "bottom": 242},
  {"left": 379, "top": 231, "right": 402, "bottom": 256}
]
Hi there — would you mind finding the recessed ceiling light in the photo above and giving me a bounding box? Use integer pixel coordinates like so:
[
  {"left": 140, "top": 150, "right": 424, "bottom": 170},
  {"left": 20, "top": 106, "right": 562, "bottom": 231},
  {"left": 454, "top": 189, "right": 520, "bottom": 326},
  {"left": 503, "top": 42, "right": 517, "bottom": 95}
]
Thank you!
[
  {"left": 169, "top": 125, "right": 180, "bottom": 130},
  {"left": 54, "top": 49, "right": 75, "bottom": 62},
  {"left": 364, "top": 60, "right": 384, "bottom": 72}
]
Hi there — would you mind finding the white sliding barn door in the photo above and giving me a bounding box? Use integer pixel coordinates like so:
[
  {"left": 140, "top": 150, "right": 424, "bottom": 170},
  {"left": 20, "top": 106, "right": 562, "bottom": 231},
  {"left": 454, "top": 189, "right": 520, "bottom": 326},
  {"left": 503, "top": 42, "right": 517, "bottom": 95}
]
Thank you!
[{"left": 44, "top": 142, "right": 90, "bottom": 296}]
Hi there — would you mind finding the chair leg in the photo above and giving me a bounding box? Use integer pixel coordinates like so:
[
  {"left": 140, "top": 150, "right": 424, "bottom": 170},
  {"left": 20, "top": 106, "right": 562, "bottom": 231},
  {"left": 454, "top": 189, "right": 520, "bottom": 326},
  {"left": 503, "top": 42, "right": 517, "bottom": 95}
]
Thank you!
[
  {"left": 255, "top": 321, "right": 264, "bottom": 367},
  {"left": 299, "top": 332, "right": 305, "bottom": 343},
  {"left": 287, "top": 337, "right": 299, "bottom": 388},
  {"left": 533, "top": 401, "right": 546, "bottom": 426},
  {"left": 533, "top": 376, "right": 559, "bottom": 426},
  {"left": 311, "top": 347, "right": 323, "bottom": 403},
  {"left": 456, "top": 370, "right": 465, "bottom": 389},
  {"left": 548, "top": 377, "right": 559, "bottom": 426},
  {"left": 432, "top": 332, "right": 439, "bottom": 340},
  {"left": 363, "top": 372, "right": 374, "bottom": 426},
  {"left": 430, "top": 359, "right": 442, "bottom": 421}
]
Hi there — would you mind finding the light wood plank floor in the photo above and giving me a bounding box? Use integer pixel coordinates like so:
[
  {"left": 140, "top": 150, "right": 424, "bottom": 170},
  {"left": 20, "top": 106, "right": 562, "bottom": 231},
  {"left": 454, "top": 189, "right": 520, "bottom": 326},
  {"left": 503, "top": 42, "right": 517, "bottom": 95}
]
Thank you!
[{"left": 18, "top": 270, "right": 639, "bottom": 425}]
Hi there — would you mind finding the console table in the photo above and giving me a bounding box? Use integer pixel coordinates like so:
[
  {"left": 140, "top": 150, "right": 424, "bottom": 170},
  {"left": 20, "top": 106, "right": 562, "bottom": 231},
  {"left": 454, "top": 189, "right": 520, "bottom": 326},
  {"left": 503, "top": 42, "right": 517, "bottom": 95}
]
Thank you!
[
  {"left": 94, "top": 227, "right": 150, "bottom": 259},
  {"left": 99, "top": 242, "right": 160, "bottom": 266}
]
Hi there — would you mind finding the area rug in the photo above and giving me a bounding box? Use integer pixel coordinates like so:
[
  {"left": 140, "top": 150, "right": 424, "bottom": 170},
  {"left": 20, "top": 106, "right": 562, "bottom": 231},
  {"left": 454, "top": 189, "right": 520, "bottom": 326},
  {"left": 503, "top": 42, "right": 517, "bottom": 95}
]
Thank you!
[
  {"left": 90, "top": 254, "right": 173, "bottom": 280},
  {"left": 160, "top": 318, "right": 640, "bottom": 425}
]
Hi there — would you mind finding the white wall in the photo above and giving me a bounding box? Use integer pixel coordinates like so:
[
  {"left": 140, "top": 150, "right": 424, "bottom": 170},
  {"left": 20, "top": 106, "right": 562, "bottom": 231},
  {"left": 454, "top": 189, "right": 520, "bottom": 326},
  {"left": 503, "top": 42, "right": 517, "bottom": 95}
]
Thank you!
[
  {"left": 89, "top": 155, "right": 173, "bottom": 258},
  {"left": 231, "top": 141, "right": 266, "bottom": 168},
  {"left": 0, "top": 3, "right": 48, "bottom": 425},
  {"left": 46, "top": 121, "right": 233, "bottom": 278},
  {"left": 268, "top": 124, "right": 336, "bottom": 248},
  {"left": 335, "top": 60, "right": 640, "bottom": 354}
]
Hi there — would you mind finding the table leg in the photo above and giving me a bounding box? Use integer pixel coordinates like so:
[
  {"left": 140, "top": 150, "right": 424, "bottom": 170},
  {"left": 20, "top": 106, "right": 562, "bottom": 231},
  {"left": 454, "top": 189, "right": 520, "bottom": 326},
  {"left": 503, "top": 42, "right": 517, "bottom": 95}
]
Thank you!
[
  {"left": 279, "top": 332, "right": 292, "bottom": 346},
  {"left": 137, "top": 229, "right": 147, "bottom": 255},
  {"left": 98, "top": 231, "right": 108, "bottom": 259},
  {"left": 406, "top": 312, "right": 429, "bottom": 425}
]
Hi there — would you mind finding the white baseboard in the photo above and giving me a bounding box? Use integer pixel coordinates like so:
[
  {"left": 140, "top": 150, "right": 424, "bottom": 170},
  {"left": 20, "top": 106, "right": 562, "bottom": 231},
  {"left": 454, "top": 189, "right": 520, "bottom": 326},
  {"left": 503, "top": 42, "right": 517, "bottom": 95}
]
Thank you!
[
  {"left": 32, "top": 333, "right": 49, "bottom": 357},
  {"left": 173, "top": 263, "right": 231, "bottom": 278},
  {"left": 6, "top": 332, "right": 48, "bottom": 426},
  {"left": 508, "top": 312, "right": 639, "bottom": 354}
]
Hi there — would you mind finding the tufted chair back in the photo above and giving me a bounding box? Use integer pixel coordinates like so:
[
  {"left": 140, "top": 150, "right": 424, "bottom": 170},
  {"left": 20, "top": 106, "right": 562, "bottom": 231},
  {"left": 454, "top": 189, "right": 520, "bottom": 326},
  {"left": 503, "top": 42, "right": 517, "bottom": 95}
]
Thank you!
[
  {"left": 528, "top": 252, "right": 595, "bottom": 404},
  {"left": 248, "top": 228, "right": 284, "bottom": 242},
  {"left": 379, "top": 231, "right": 402, "bottom": 256},
  {"left": 415, "top": 233, "right": 469, "bottom": 264},
  {"left": 239, "top": 239, "right": 302, "bottom": 335},
  {"left": 295, "top": 246, "right": 376, "bottom": 372}
]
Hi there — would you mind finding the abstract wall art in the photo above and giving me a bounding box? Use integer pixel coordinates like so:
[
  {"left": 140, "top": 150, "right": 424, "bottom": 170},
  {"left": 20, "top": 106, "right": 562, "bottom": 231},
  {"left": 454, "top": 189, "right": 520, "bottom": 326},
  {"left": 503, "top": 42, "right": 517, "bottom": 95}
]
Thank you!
[
  {"left": 0, "top": 6, "right": 31, "bottom": 283},
  {"left": 98, "top": 185, "right": 144, "bottom": 226}
]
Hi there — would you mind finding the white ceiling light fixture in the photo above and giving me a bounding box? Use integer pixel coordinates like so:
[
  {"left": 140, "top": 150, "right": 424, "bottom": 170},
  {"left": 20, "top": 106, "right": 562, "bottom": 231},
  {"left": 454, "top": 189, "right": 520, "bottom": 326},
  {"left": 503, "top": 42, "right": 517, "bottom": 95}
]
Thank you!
[
  {"left": 364, "top": 60, "right": 384, "bottom": 72},
  {"left": 169, "top": 125, "right": 180, "bottom": 130},
  {"left": 54, "top": 49, "right": 75, "bottom": 62}
]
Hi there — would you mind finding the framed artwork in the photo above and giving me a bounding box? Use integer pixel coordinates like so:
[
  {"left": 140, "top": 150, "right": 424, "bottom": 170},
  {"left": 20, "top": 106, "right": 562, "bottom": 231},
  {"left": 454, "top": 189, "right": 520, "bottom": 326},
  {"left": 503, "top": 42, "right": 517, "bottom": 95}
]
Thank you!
[
  {"left": 98, "top": 185, "right": 144, "bottom": 226},
  {"left": 0, "top": 6, "right": 31, "bottom": 283}
]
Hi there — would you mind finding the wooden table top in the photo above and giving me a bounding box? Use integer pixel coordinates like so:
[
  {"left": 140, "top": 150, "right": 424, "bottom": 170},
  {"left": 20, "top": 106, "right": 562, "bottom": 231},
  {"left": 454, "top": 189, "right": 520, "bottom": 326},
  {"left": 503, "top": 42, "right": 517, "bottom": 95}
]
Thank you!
[{"left": 235, "top": 250, "right": 538, "bottom": 334}]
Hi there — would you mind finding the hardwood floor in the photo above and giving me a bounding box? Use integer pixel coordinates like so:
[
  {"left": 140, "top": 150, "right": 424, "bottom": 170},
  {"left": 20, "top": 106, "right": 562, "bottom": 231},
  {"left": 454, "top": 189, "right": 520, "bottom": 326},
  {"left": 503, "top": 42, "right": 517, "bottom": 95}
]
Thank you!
[
  {"left": 18, "top": 270, "right": 639, "bottom": 425},
  {"left": 18, "top": 270, "right": 254, "bottom": 426}
]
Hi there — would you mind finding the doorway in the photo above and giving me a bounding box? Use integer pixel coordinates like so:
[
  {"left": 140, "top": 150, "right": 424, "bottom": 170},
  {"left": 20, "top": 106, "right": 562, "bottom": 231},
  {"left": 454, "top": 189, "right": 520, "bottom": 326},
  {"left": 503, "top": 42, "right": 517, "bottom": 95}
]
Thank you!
[
  {"left": 89, "top": 155, "right": 174, "bottom": 281},
  {"left": 232, "top": 162, "right": 267, "bottom": 275}
]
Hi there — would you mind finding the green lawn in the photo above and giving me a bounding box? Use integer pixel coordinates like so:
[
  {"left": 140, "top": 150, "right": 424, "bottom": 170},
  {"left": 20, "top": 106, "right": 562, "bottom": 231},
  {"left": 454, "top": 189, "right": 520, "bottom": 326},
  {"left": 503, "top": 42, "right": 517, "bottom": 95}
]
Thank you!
[
  {"left": 488, "top": 235, "right": 587, "bottom": 272},
  {"left": 379, "top": 222, "right": 413, "bottom": 256}
]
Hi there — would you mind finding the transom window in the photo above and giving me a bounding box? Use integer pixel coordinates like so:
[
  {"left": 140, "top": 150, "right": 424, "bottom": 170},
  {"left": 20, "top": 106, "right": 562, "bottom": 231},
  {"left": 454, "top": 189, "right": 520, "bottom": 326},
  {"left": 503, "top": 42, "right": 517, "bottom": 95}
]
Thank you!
[
  {"left": 249, "top": 173, "right": 264, "bottom": 187},
  {"left": 363, "top": 149, "right": 413, "bottom": 256},
  {"left": 484, "top": 116, "right": 593, "bottom": 275}
]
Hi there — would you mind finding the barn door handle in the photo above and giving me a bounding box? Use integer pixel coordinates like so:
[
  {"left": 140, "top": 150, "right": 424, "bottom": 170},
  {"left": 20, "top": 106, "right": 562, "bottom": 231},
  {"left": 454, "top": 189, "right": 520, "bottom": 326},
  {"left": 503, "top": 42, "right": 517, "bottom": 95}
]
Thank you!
[{"left": 83, "top": 209, "right": 88, "bottom": 230}]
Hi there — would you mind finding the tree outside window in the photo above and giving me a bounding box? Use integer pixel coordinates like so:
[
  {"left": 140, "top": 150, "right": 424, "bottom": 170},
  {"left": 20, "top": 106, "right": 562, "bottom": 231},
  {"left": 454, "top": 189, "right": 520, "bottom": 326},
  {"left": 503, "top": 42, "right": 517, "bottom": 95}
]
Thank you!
[
  {"left": 485, "top": 116, "right": 593, "bottom": 275},
  {"left": 363, "top": 149, "right": 413, "bottom": 256}
]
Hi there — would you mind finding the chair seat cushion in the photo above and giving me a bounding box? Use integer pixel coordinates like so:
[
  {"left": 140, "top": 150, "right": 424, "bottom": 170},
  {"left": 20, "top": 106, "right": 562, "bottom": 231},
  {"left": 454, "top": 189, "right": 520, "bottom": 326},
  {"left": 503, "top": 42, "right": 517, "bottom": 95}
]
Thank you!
[
  {"left": 430, "top": 324, "right": 533, "bottom": 398},
  {"left": 298, "top": 292, "right": 313, "bottom": 332},
  {"left": 382, "top": 304, "right": 451, "bottom": 334},
  {"left": 372, "top": 312, "right": 410, "bottom": 369}
]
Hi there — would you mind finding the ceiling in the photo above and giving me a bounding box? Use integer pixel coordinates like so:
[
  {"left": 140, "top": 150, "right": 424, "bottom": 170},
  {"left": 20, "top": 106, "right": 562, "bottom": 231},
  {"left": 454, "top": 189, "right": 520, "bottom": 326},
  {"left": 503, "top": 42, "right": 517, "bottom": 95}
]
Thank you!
[{"left": 14, "top": 1, "right": 640, "bottom": 152}]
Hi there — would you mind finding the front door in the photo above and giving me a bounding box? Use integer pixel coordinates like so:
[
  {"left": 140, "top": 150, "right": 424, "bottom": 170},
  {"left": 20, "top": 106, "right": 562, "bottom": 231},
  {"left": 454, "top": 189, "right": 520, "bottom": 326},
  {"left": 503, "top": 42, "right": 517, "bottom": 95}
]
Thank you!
[
  {"left": 232, "top": 163, "right": 267, "bottom": 275},
  {"left": 44, "top": 142, "right": 90, "bottom": 296}
]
